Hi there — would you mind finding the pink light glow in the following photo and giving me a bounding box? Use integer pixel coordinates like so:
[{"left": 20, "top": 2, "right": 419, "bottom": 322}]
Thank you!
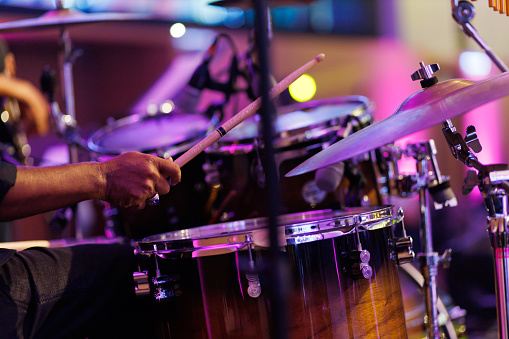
[
  {"left": 459, "top": 66, "right": 504, "bottom": 204},
  {"left": 362, "top": 39, "right": 431, "bottom": 175}
]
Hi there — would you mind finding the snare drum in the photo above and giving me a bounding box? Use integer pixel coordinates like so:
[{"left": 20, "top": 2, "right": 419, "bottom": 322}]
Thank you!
[
  {"left": 135, "top": 206, "right": 407, "bottom": 338},
  {"left": 204, "top": 96, "right": 375, "bottom": 223},
  {"left": 88, "top": 113, "right": 214, "bottom": 239}
]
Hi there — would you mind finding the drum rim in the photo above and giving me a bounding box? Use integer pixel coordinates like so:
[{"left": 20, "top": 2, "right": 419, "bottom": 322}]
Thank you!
[
  {"left": 205, "top": 95, "right": 374, "bottom": 155},
  {"left": 87, "top": 113, "right": 213, "bottom": 155},
  {"left": 135, "top": 205, "right": 399, "bottom": 256}
]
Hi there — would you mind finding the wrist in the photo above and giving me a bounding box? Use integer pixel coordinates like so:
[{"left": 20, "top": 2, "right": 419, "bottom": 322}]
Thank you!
[{"left": 89, "top": 161, "right": 107, "bottom": 201}]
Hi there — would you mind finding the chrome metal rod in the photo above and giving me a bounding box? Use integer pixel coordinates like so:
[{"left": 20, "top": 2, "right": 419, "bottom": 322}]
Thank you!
[
  {"left": 417, "top": 159, "right": 440, "bottom": 339},
  {"left": 493, "top": 246, "right": 509, "bottom": 339},
  {"left": 462, "top": 22, "right": 508, "bottom": 73},
  {"left": 58, "top": 26, "right": 81, "bottom": 239},
  {"left": 487, "top": 191, "right": 509, "bottom": 339},
  {"left": 452, "top": 1, "right": 509, "bottom": 73}
]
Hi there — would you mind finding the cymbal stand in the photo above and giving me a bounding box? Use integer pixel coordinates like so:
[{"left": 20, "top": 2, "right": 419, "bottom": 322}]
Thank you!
[
  {"left": 451, "top": 0, "right": 509, "bottom": 72},
  {"left": 51, "top": 1, "right": 85, "bottom": 238},
  {"left": 443, "top": 119, "right": 509, "bottom": 339},
  {"left": 382, "top": 140, "right": 455, "bottom": 339},
  {"left": 58, "top": 28, "right": 83, "bottom": 163}
]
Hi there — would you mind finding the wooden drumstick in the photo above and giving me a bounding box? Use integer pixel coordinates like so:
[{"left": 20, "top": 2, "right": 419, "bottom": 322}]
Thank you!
[{"left": 174, "top": 53, "right": 325, "bottom": 168}]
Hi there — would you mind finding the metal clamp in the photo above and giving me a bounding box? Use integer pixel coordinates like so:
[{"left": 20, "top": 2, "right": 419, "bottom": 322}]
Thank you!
[{"left": 133, "top": 271, "right": 151, "bottom": 297}]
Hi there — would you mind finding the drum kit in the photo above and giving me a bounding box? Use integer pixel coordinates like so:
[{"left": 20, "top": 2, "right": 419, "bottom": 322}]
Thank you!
[{"left": 2, "top": 0, "right": 509, "bottom": 338}]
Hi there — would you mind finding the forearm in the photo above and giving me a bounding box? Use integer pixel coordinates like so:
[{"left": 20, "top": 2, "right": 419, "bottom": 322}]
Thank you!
[{"left": 0, "top": 162, "right": 105, "bottom": 221}]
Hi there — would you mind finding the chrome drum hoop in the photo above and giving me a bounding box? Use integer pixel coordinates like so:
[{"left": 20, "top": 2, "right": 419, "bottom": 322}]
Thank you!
[
  {"left": 135, "top": 205, "right": 400, "bottom": 258},
  {"left": 87, "top": 113, "right": 214, "bottom": 157}
]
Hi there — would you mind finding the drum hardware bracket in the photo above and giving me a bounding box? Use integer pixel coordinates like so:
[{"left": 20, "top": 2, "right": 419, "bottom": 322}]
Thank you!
[
  {"left": 151, "top": 246, "right": 182, "bottom": 301},
  {"left": 245, "top": 239, "right": 262, "bottom": 298},
  {"left": 246, "top": 272, "right": 262, "bottom": 298},
  {"left": 380, "top": 140, "right": 458, "bottom": 209},
  {"left": 441, "top": 95, "right": 509, "bottom": 337},
  {"left": 417, "top": 249, "right": 453, "bottom": 276},
  {"left": 342, "top": 248, "right": 373, "bottom": 280},
  {"left": 133, "top": 271, "right": 151, "bottom": 297},
  {"left": 389, "top": 208, "right": 415, "bottom": 265},
  {"left": 442, "top": 119, "right": 483, "bottom": 169},
  {"left": 152, "top": 273, "right": 182, "bottom": 301},
  {"left": 343, "top": 227, "right": 373, "bottom": 280},
  {"left": 411, "top": 62, "right": 439, "bottom": 89},
  {"left": 458, "top": 163, "right": 509, "bottom": 338}
]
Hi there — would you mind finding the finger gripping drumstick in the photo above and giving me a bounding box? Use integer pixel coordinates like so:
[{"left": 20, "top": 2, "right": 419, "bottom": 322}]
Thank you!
[{"left": 174, "top": 53, "right": 325, "bottom": 167}]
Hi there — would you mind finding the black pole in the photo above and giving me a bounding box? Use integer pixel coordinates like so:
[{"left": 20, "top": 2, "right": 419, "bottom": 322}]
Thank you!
[{"left": 252, "top": 0, "right": 287, "bottom": 338}]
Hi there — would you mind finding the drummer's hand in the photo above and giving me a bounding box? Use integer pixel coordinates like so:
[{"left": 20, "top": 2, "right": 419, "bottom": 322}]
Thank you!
[{"left": 98, "top": 152, "right": 181, "bottom": 209}]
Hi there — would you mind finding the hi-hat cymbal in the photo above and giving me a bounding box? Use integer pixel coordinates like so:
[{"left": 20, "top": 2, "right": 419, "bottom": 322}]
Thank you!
[
  {"left": 0, "top": 8, "right": 151, "bottom": 32},
  {"left": 286, "top": 71, "right": 509, "bottom": 177}
]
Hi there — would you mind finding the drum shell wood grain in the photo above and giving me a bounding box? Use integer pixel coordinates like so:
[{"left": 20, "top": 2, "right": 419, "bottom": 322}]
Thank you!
[{"left": 145, "top": 225, "right": 407, "bottom": 338}]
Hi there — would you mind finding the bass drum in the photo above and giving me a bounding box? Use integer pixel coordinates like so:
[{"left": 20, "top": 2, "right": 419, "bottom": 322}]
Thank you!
[
  {"left": 204, "top": 96, "right": 376, "bottom": 223},
  {"left": 135, "top": 206, "right": 407, "bottom": 338},
  {"left": 88, "top": 113, "right": 215, "bottom": 239},
  {"left": 399, "top": 263, "right": 467, "bottom": 339}
]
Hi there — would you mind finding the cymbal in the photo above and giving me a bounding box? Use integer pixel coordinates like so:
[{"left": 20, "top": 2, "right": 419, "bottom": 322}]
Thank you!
[
  {"left": 286, "top": 72, "right": 509, "bottom": 177},
  {"left": 0, "top": 8, "right": 151, "bottom": 32},
  {"left": 209, "top": 0, "right": 314, "bottom": 9}
]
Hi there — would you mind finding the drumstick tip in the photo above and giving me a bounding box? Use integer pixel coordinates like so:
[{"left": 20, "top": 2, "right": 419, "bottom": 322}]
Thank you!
[{"left": 315, "top": 53, "right": 325, "bottom": 62}]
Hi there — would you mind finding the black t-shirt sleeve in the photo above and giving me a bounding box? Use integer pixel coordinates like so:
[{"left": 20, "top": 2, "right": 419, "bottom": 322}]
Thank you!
[{"left": 0, "top": 161, "right": 16, "bottom": 204}]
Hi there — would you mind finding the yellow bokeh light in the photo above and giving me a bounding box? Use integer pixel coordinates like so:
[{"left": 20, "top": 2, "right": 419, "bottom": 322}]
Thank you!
[{"left": 289, "top": 74, "right": 316, "bottom": 102}]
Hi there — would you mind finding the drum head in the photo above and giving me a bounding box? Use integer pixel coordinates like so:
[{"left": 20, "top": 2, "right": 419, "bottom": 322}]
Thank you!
[
  {"left": 88, "top": 113, "right": 212, "bottom": 155},
  {"left": 136, "top": 205, "right": 398, "bottom": 256},
  {"left": 206, "top": 95, "right": 373, "bottom": 154}
]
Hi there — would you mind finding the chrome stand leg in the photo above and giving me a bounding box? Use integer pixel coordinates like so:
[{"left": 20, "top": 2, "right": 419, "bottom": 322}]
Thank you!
[
  {"left": 418, "top": 185, "right": 440, "bottom": 339},
  {"left": 486, "top": 191, "right": 509, "bottom": 339}
]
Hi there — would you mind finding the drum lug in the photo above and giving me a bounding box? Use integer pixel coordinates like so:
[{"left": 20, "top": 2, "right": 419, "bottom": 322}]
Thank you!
[
  {"left": 152, "top": 249, "right": 182, "bottom": 301},
  {"left": 389, "top": 236, "right": 416, "bottom": 265},
  {"left": 245, "top": 241, "right": 262, "bottom": 298},
  {"left": 245, "top": 272, "right": 262, "bottom": 298},
  {"left": 344, "top": 249, "right": 373, "bottom": 280},
  {"left": 152, "top": 274, "right": 181, "bottom": 301},
  {"left": 133, "top": 271, "right": 151, "bottom": 297},
  {"left": 389, "top": 208, "right": 416, "bottom": 265}
]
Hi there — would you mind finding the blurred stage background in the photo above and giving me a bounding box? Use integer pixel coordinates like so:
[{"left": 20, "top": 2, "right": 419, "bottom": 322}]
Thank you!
[{"left": 1, "top": 0, "right": 508, "bottom": 337}]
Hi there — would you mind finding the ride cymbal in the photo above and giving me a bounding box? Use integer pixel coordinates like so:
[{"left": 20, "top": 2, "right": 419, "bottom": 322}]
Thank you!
[
  {"left": 286, "top": 71, "right": 509, "bottom": 177},
  {"left": 0, "top": 8, "right": 151, "bottom": 32}
]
